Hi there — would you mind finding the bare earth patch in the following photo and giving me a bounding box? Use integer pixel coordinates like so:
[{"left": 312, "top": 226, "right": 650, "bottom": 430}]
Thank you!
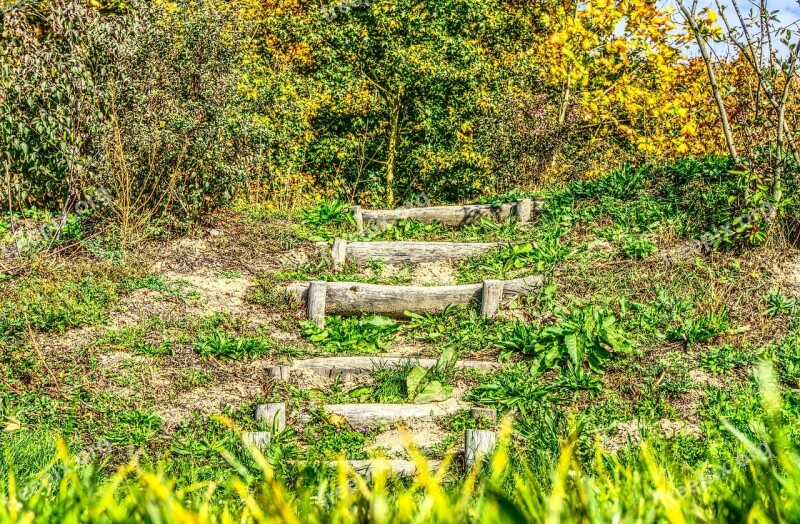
[
  {"left": 94, "top": 349, "right": 278, "bottom": 433},
  {"left": 367, "top": 421, "right": 451, "bottom": 457},
  {"left": 411, "top": 262, "right": 457, "bottom": 286},
  {"left": 781, "top": 252, "right": 800, "bottom": 292},
  {"left": 112, "top": 271, "right": 273, "bottom": 330}
]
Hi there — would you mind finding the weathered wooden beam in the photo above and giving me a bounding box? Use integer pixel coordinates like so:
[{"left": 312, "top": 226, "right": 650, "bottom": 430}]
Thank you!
[
  {"left": 331, "top": 238, "right": 348, "bottom": 271},
  {"left": 336, "top": 459, "right": 443, "bottom": 478},
  {"left": 464, "top": 429, "right": 496, "bottom": 470},
  {"left": 286, "top": 276, "right": 542, "bottom": 318},
  {"left": 320, "top": 240, "right": 501, "bottom": 268},
  {"left": 267, "top": 366, "right": 291, "bottom": 381},
  {"left": 517, "top": 198, "right": 534, "bottom": 224},
  {"left": 359, "top": 199, "right": 541, "bottom": 230},
  {"left": 303, "top": 402, "right": 468, "bottom": 431},
  {"left": 267, "top": 356, "right": 501, "bottom": 381}
]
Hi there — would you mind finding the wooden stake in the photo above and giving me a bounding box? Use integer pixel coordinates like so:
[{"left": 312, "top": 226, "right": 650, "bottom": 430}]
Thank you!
[
  {"left": 331, "top": 238, "right": 348, "bottom": 272},
  {"left": 243, "top": 431, "right": 271, "bottom": 451},
  {"left": 308, "top": 280, "right": 327, "bottom": 328},
  {"left": 480, "top": 280, "right": 505, "bottom": 318},
  {"left": 465, "top": 429, "right": 496, "bottom": 470},
  {"left": 516, "top": 198, "right": 533, "bottom": 223},
  {"left": 351, "top": 206, "right": 364, "bottom": 234},
  {"left": 470, "top": 407, "right": 497, "bottom": 424},
  {"left": 255, "top": 403, "right": 286, "bottom": 432},
  {"left": 267, "top": 366, "right": 291, "bottom": 381}
]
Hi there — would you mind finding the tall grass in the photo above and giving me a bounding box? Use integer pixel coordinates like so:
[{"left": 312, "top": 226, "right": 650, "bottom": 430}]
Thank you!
[{"left": 1, "top": 365, "right": 799, "bottom": 523}]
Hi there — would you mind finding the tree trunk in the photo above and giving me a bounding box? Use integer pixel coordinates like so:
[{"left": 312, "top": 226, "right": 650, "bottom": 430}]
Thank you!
[
  {"left": 678, "top": 2, "right": 739, "bottom": 164},
  {"left": 775, "top": 104, "right": 785, "bottom": 202},
  {"left": 557, "top": 75, "right": 571, "bottom": 126},
  {"left": 386, "top": 99, "right": 401, "bottom": 207}
]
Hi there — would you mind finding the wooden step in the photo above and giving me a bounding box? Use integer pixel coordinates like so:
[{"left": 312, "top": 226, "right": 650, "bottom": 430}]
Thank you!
[
  {"left": 320, "top": 239, "right": 501, "bottom": 271},
  {"left": 335, "top": 459, "right": 443, "bottom": 478},
  {"left": 303, "top": 402, "right": 469, "bottom": 431},
  {"left": 352, "top": 199, "right": 542, "bottom": 233},
  {"left": 287, "top": 276, "right": 542, "bottom": 325},
  {"left": 270, "top": 356, "right": 500, "bottom": 380}
]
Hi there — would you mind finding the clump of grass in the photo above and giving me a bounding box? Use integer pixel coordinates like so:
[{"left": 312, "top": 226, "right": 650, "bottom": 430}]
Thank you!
[
  {"left": 193, "top": 330, "right": 273, "bottom": 360},
  {"left": 406, "top": 306, "right": 494, "bottom": 353},
  {"left": 300, "top": 315, "right": 400, "bottom": 354},
  {"left": 104, "top": 409, "right": 161, "bottom": 446},
  {"left": 301, "top": 200, "right": 353, "bottom": 228},
  {"left": 700, "top": 344, "right": 755, "bottom": 375},
  {"left": 123, "top": 276, "right": 197, "bottom": 301},
  {"left": 247, "top": 275, "right": 300, "bottom": 312}
]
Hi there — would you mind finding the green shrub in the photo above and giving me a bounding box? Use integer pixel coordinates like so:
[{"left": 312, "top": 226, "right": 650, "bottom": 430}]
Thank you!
[
  {"left": 300, "top": 315, "right": 400, "bottom": 353},
  {"left": 194, "top": 330, "right": 273, "bottom": 361},
  {"left": 301, "top": 200, "right": 354, "bottom": 228}
]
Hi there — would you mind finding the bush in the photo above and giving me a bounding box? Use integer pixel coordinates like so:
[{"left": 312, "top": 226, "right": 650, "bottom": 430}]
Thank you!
[{"left": 1, "top": 0, "right": 265, "bottom": 234}]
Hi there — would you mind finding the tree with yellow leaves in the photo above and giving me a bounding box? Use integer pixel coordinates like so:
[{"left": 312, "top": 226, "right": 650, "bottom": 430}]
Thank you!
[{"left": 518, "top": 0, "right": 711, "bottom": 174}]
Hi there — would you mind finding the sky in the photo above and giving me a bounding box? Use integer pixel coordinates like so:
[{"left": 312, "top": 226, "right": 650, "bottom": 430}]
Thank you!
[
  {"left": 769, "top": 0, "right": 800, "bottom": 22},
  {"left": 667, "top": 0, "right": 800, "bottom": 57},
  {"left": 697, "top": 0, "right": 800, "bottom": 31}
]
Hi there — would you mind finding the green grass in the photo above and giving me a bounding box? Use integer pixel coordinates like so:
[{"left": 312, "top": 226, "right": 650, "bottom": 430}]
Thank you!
[
  {"left": 194, "top": 330, "right": 274, "bottom": 360},
  {"left": 124, "top": 275, "right": 198, "bottom": 301},
  {"left": 2, "top": 155, "right": 800, "bottom": 521},
  {"left": 300, "top": 315, "right": 400, "bottom": 354},
  {"left": 0, "top": 276, "right": 118, "bottom": 339},
  {"left": 4, "top": 367, "right": 800, "bottom": 522}
]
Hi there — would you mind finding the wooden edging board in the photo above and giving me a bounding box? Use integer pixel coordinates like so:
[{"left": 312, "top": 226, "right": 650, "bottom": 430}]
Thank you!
[
  {"left": 352, "top": 198, "right": 542, "bottom": 233},
  {"left": 286, "top": 276, "right": 542, "bottom": 326},
  {"left": 318, "top": 239, "right": 502, "bottom": 271}
]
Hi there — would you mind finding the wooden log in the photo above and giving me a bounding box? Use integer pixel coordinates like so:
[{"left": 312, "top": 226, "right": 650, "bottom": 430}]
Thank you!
[
  {"left": 308, "top": 281, "right": 327, "bottom": 328},
  {"left": 337, "top": 459, "right": 442, "bottom": 478},
  {"left": 331, "top": 238, "right": 348, "bottom": 272},
  {"left": 341, "top": 240, "right": 500, "bottom": 266},
  {"left": 516, "top": 198, "right": 533, "bottom": 224},
  {"left": 286, "top": 356, "right": 501, "bottom": 378},
  {"left": 480, "top": 280, "right": 505, "bottom": 318},
  {"left": 470, "top": 407, "right": 498, "bottom": 424},
  {"left": 363, "top": 203, "right": 510, "bottom": 229},
  {"left": 286, "top": 276, "right": 542, "bottom": 318},
  {"left": 464, "top": 429, "right": 496, "bottom": 470},
  {"left": 307, "top": 402, "right": 468, "bottom": 431},
  {"left": 255, "top": 403, "right": 286, "bottom": 432},
  {"left": 243, "top": 431, "right": 271, "bottom": 451},
  {"left": 359, "top": 200, "right": 543, "bottom": 230}
]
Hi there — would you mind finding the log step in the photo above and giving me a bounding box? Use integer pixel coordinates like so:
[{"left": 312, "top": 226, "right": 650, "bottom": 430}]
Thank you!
[
  {"left": 270, "top": 356, "right": 500, "bottom": 379},
  {"left": 321, "top": 239, "right": 501, "bottom": 271},
  {"left": 352, "top": 199, "right": 543, "bottom": 233},
  {"left": 335, "top": 459, "right": 443, "bottom": 478},
  {"left": 302, "top": 402, "right": 469, "bottom": 431},
  {"left": 287, "top": 276, "right": 542, "bottom": 324}
]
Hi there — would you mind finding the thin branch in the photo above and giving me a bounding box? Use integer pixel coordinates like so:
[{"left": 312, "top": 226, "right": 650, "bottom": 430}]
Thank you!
[{"left": 25, "top": 314, "right": 66, "bottom": 399}]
